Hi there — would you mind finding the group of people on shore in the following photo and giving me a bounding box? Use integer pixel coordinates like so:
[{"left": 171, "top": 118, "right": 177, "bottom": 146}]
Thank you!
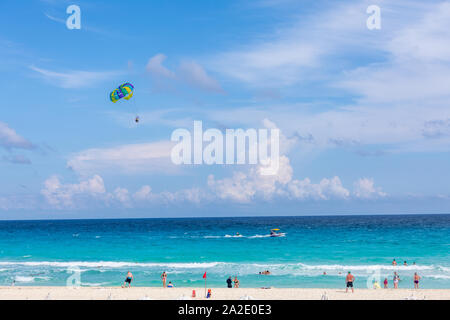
[
  {"left": 124, "top": 271, "right": 244, "bottom": 289},
  {"left": 161, "top": 271, "right": 174, "bottom": 288},
  {"left": 122, "top": 258, "right": 423, "bottom": 290},
  {"left": 390, "top": 259, "right": 421, "bottom": 289},
  {"left": 122, "top": 271, "right": 174, "bottom": 288},
  {"left": 378, "top": 272, "right": 421, "bottom": 289},
  {"left": 124, "top": 271, "right": 242, "bottom": 289},
  {"left": 342, "top": 259, "right": 423, "bottom": 292},
  {"left": 345, "top": 270, "right": 421, "bottom": 293},
  {"left": 226, "top": 276, "right": 240, "bottom": 288}
]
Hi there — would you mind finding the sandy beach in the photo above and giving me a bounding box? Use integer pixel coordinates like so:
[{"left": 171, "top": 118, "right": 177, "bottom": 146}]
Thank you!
[{"left": 0, "top": 287, "right": 449, "bottom": 300}]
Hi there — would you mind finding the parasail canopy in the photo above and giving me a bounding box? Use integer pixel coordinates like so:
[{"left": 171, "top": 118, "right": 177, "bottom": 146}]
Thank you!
[{"left": 110, "top": 82, "right": 134, "bottom": 103}]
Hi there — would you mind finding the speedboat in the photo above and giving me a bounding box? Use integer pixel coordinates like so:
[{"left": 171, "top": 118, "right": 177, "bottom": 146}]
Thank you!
[
  {"left": 270, "top": 228, "right": 284, "bottom": 237},
  {"left": 270, "top": 233, "right": 282, "bottom": 237}
]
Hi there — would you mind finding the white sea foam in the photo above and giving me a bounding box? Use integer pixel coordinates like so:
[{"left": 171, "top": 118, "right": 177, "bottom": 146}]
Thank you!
[
  {"left": 15, "top": 276, "right": 35, "bottom": 282},
  {"left": 438, "top": 266, "right": 450, "bottom": 272},
  {"left": 248, "top": 234, "right": 271, "bottom": 238},
  {"left": 81, "top": 282, "right": 109, "bottom": 286},
  {"left": 0, "top": 261, "right": 220, "bottom": 269},
  {"left": 295, "top": 263, "right": 434, "bottom": 271},
  {"left": 0, "top": 261, "right": 440, "bottom": 271},
  {"left": 426, "top": 275, "right": 450, "bottom": 280},
  {"left": 1, "top": 260, "right": 447, "bottom": 279},
  {"left": 248, "top": 233, "right": 286, "bottom": 238},
  {"left": 203, "top": 233, "right": 287, "bottom": 239}
]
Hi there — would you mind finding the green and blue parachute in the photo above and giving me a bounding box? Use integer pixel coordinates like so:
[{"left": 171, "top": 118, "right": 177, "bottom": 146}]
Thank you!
[{"left": 110, "top": 82, "right": 134, "bottom": 103}]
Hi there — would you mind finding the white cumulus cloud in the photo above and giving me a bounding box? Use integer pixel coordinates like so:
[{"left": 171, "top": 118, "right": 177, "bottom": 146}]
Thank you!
[
  {"left": 41, "top": 175, "right": 106, "bottom": 208},
  {"left": 67, "top": 141, "right": 177, "bottom": 175},
  {"left": 354, "top": 178, "right": 387, "bottom": 199}
]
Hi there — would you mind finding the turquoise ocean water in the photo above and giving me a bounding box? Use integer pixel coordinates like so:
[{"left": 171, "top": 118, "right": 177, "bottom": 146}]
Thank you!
[{"left": 0, "top": 215, "right": 449, "bottom": 288}]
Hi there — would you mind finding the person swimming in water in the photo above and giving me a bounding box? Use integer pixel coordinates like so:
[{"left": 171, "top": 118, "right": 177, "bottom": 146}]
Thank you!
[{"left": 122, "top": 271, "right": 133, "bottom": 288}]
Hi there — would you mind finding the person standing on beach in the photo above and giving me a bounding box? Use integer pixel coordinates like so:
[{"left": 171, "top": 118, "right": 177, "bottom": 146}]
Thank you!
[
  {"left": 383, "top": 278, "right": 388, "bottom": 288},
  {"left": 414, "top": 273, "right": 421, "bottom": 289},
  {"left": 161, "top": 271, "right": 167, "bottom": 288},
  {"left": 122, "top": 271, "right": 133, "bottom": 288},
  {"left": 233, "top": 276, "right": 240, "bottom": 288},
  {"left": 393, "top": 272, "right": 400, "bottom": 289},
  {"left": 345, "top": 271, "right": 355, "bottom": 293},
  {"left": 226, "top": 276, "right": 232, "bottom": 288}
]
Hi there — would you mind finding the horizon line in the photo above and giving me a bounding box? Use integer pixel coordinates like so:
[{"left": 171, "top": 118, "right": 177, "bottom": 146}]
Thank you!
[{"left": 0, "top": 212, "right": 449, "bottom": 222}]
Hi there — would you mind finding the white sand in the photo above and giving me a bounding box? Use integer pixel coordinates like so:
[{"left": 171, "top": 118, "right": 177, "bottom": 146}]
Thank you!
[{"left": 0, "top": 287, "right": 449, "bottom": 300}]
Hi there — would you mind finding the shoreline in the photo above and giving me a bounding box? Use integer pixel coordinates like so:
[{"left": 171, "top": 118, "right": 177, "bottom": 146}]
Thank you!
[{"left": 0, "top": 287, "right": 449, "bottom": 300}]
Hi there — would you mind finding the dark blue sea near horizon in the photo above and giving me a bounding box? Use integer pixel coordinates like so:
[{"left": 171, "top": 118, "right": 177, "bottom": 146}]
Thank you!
[{"left": 0, "top": 215, "right": 449, "bottom": 289}]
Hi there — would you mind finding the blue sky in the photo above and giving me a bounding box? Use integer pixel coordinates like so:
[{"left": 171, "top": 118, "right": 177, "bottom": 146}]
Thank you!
[{"left": 1, "top": 0, "right": 450, "bottom": 219}]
